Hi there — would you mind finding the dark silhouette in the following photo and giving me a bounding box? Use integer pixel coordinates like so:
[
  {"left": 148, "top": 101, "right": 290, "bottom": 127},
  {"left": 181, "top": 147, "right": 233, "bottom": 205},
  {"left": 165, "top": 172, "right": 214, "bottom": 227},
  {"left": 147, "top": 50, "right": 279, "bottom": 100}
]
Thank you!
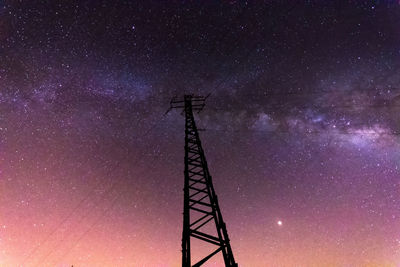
[{"left": 168, "top": 95, "right": 238, "bottom": 267}]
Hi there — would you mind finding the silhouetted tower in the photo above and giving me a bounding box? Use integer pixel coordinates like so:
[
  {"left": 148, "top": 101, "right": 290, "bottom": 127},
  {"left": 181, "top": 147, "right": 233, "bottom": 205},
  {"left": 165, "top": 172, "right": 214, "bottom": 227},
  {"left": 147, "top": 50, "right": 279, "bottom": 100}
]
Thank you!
[{"left": 167, "top": 95, "right": 238, "bottom": 267}]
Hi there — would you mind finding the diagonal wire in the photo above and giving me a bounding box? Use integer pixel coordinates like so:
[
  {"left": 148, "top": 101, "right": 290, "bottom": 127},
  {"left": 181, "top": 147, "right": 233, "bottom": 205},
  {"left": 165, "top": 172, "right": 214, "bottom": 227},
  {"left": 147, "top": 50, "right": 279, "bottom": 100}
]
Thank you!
[
  {"left": 29, "top": 112, "right": 167, "bottom": 266},
  {"left": 53, "top": 191, "right": 123, "bottom": 265},
  {"left": 50, "top": 166, "right": 149, "bottom": 265},
  {"left": 20, "top": 93, "right": 167, "bottom": 265}
]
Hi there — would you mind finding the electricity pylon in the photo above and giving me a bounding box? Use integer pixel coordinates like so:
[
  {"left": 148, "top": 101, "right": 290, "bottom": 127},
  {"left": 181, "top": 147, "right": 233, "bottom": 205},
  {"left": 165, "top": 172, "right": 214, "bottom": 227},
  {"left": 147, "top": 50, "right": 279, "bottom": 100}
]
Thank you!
[{"left": 167, "top": 94, "right": 238, "bottom": 267}]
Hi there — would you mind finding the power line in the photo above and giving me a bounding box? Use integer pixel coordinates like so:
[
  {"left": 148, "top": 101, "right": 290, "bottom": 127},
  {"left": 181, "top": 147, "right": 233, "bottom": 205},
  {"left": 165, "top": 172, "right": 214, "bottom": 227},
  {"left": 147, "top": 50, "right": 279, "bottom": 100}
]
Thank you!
[
  {"left": 32, "top": 113, "right": 166, "bottom": 265},
  {"left": 43, "top": 113, "right": 169, "bottom": 265},
  {"left": 202, "top": 127, "right": 400, "bottom": 136},
  {"left": 32, "top": 181, "right": 121, "bottom": 266},
  {"left": 53, "top": 192, "right": 122, "bottom": 265},
  {"left": 20, "top": 94, "right": 167, "bottom": 265}
]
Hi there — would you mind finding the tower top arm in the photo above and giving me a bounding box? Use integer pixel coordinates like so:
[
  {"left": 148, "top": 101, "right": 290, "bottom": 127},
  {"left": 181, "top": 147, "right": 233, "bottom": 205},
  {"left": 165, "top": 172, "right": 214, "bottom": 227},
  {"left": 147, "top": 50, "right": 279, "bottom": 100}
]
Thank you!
[{"left": 165, "top": 94, "right": 211, "bottom": 115}]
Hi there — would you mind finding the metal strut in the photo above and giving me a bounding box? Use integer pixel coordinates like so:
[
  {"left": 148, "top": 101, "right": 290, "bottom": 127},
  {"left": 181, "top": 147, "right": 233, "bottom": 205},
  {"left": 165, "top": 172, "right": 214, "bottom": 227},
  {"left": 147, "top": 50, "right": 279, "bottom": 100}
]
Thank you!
[{"left": 168, "top": 94, "right": 238, "bottom": 267}]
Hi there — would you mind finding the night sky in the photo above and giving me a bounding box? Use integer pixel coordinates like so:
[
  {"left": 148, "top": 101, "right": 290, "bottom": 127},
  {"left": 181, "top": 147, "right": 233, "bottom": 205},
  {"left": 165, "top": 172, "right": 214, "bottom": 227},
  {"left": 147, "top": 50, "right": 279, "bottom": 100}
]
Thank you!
[{"left": 2, "top": 0, "right": 400, "bottom": 266}]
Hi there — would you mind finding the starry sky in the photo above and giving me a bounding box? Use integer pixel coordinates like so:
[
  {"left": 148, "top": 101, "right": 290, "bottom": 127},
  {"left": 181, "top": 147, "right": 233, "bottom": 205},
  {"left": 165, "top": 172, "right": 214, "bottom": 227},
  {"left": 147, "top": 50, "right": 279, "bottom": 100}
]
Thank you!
[{"left": 2, "top": 0, "right": 400, "bottom": 266}]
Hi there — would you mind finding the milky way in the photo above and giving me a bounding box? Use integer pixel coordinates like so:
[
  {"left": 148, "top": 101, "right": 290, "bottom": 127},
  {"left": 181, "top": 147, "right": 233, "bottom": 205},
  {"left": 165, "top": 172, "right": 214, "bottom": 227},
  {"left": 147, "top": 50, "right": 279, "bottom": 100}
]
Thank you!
[{"left": 1, "top": 1, "right": 400, "bottom": 266}]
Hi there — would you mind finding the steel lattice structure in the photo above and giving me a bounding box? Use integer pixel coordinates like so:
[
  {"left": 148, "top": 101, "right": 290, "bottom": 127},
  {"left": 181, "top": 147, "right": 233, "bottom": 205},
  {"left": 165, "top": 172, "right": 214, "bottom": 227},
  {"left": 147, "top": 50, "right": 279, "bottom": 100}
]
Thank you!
[{"left": 167, "top": 94, "right": 238, "bottom": 267}]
